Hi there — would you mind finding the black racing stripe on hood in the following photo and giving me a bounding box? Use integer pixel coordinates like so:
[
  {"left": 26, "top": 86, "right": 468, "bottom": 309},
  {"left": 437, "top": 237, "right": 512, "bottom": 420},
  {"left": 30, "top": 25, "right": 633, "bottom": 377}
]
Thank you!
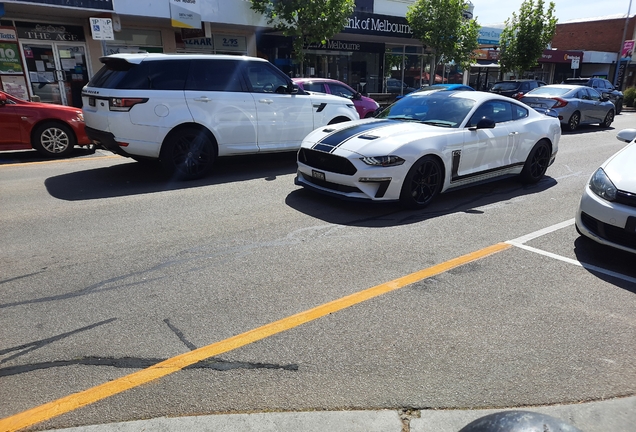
[{"left": 312, "top": 120, "right": 396, "bottom": 153}]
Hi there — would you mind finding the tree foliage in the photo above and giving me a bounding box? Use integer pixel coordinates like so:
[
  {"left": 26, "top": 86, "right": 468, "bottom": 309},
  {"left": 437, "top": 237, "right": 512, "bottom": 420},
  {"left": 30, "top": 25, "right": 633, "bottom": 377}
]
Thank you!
[
  {"left": 498, "top": 0, "right": 557, "bottom": 76},
  {"left": 406, "top": 0, "right": 480, "bottom": 84},
  {"left": 250, "top": 0, "right": 355, "bottom": 67}
]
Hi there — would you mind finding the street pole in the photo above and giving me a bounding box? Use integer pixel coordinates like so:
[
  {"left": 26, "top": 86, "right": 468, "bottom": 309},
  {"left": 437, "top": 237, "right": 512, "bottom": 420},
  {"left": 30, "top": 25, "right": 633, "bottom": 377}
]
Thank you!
[{"left": 613, "top": 0, "right": 633, "bottom": 88}]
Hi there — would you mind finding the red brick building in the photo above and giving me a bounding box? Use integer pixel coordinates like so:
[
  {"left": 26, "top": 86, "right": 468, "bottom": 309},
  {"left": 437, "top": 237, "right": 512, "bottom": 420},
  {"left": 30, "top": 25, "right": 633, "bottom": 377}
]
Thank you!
[{"left": 549, "top": 16, "right": 636, "bottom": 89}]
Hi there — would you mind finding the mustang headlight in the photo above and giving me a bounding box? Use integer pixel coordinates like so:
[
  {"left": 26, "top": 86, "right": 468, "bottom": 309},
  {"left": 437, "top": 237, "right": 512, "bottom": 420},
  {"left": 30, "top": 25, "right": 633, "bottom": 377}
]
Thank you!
[
  {"left": 360, "top": 155, "right": 405, "bottom": 167},
  {"left": 589, "top": 168, "right": 616, "bottom": 201}
]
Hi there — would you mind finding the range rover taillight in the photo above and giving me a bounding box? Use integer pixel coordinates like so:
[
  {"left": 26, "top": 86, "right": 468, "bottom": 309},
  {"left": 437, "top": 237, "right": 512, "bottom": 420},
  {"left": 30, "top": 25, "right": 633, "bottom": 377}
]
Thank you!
[{"left": 109, "top": 98, "right": 148, "bottom": 112}]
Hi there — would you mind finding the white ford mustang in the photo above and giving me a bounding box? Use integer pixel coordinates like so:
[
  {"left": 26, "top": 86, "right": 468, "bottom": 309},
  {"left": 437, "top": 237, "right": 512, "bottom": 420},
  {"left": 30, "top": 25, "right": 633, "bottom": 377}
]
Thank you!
[{"left": 295, "top": 91, "right": 561, "bottom": 208}]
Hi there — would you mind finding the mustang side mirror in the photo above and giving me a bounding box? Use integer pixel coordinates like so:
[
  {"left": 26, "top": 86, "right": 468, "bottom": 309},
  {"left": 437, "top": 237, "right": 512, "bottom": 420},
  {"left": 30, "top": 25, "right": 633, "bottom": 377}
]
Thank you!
[
  {"left": 469, "top": 117, "right": 496, "bottom": 130},
  {"left": 616, "top": 128, "right": 636, "bottom": 143}
]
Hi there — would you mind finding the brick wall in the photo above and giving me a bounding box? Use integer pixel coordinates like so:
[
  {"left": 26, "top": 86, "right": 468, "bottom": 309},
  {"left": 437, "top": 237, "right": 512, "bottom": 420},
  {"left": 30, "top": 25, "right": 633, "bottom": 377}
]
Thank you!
[{"left": 551, "top": 17, "right": 636, "bottom": 53}]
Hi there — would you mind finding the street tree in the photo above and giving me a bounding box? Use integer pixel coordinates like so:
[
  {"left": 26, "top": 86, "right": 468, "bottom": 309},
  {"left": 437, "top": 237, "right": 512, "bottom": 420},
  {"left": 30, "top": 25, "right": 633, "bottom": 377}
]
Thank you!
[
  {"left": 249, "top": 0, "right": 355, "bottom": 75},
  {"left": 498, "top": 0, "right": 557, "bottom": 77},
  {"left": 406, "top": 0, "right": 480, "bottom": 85}
]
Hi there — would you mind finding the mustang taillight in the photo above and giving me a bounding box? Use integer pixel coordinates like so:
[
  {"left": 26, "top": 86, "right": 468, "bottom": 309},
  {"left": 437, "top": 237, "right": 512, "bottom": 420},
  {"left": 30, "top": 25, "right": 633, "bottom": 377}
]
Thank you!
[
  {"left": 551, "top": 97, "right": 568, "bottom": 108},
  {"left": 109, "top": 98, "right": 148, "bottom": 112}
]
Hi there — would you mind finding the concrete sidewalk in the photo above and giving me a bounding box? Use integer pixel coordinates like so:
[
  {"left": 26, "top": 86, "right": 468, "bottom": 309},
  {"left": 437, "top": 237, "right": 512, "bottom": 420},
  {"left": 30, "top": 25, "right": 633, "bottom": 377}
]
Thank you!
[{"left": 44, "top": 396, "right": 636, "bottom": 432}]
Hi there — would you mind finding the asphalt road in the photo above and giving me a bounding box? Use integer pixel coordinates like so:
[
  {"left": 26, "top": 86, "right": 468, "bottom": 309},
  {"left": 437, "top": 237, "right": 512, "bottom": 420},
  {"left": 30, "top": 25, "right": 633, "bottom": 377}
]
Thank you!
[{"left": 1, "top": 114, "right": 635, "bottom": 431}]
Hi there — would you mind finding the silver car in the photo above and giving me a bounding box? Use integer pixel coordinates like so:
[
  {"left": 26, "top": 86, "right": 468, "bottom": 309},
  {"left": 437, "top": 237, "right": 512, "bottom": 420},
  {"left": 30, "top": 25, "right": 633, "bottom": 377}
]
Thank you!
[{"left": 520, "top": 84, "right": 615, "bottom": 132}]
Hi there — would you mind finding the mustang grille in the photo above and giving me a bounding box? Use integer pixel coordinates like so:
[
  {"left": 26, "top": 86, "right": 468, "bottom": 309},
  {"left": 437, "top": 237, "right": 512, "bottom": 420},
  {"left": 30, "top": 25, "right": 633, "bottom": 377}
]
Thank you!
[
  {"left": 616, "top": 190, "right": 636, "bottom": 208},
  {"left": 298, "top": 148, "right": 357, "bottom": 176},
  {"left": 580, "top": 212, "right": 636, "bottom": 250},
  {"left": 299, "top": 172, "right": 362, "bottom": 194}
]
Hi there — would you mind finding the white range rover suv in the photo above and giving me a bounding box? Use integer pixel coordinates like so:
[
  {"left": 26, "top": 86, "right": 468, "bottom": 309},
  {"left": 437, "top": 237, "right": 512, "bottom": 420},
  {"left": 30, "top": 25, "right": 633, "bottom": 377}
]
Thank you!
[{"left": 82, "top": 54, "right": 359, "bottom": 179}]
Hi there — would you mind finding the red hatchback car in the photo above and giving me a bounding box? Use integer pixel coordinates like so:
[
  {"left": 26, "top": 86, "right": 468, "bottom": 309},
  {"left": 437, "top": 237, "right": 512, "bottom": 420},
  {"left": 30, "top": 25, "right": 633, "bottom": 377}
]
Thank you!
[
  {"left": 0, "top": 91, "right": 91, "bottom": 157},
  {"left": 292, "top": 78, "right": 379, "bottom": 118}
]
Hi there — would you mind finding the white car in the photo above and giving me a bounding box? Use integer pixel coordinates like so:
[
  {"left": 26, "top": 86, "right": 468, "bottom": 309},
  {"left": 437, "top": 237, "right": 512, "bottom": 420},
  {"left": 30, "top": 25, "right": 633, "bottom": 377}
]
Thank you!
[
  {"left": 82, "top": 54, "right": 359, "bottom": 179},
  {"left": 295, "top": 90, "right": 561, "bottom": 208},
  {"left": 575, "top": 129, "right": 636, "bottom": 254}
]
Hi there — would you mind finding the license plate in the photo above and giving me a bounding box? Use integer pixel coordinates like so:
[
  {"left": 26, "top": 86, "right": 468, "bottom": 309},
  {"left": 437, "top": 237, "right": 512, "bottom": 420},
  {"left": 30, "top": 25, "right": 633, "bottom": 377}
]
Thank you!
[
  {"left": 312, "top": 170, "right": 325, "bottom": 181},
  {"left": 89, "top": 97, "right": 95, "bottom": 107}
]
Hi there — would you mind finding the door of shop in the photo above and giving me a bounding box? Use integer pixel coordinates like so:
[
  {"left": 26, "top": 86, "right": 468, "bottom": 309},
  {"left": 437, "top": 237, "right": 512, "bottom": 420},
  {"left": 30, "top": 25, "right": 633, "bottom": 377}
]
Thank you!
[{"left": 20, "top": 42, "right": 89, "bottom": 107}]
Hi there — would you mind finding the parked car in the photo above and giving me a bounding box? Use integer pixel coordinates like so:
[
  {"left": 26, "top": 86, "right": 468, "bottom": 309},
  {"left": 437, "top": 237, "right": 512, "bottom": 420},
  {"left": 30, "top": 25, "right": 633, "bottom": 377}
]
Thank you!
[
  {"left": 564, "top": 77, "right": 623, "bottom": 114},
  {"left": 292, "top": 78, "right": 379, "bottom": 119},
  {"left": 490, "top": 79, "right": 547, "bottom": 99},
  {"left": 395, "top": 83, "right": 475, "bottom": 99},
  {"left": 82, "top": 54, "right": 359, "bottom": 180},
  {"left": 295, "top": 91, "right": 561, "bottom": 208},
  {"left": 386, "top": 78, "right": 416, "bottom": 95},
  {"left": 520, "top": 84, "right": 614, "bottom": 131},
  {"left": 0, "top": 90, "right": 90, "bottom": 157},
  {"left": 575, "top": 128, "right": 636, "bottom": 254}
]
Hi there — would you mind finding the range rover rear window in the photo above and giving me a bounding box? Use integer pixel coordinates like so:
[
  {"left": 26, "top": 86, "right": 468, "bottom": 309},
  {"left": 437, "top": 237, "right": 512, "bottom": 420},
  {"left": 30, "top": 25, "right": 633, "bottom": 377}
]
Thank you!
[{"left": 87, "top": 59, "right": 190, "bottom": 90}]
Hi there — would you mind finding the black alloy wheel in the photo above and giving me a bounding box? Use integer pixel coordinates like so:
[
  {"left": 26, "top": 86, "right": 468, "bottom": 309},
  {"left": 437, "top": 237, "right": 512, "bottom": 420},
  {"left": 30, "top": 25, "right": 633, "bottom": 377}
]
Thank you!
[
  {"left": 400, "top": 155, "right": 443, "bottom": 208},
  {"left": 566, "top": 111, "right": 580, "bottom": 131},
  {"left": 160, "top": 128, "right": 216, "bottom": 180},
  {"left": 600, "top": 110, "right": 614, "bottom": 128},
  {"left": 520, "top": 140, "right": 551, "bottom": 184}
]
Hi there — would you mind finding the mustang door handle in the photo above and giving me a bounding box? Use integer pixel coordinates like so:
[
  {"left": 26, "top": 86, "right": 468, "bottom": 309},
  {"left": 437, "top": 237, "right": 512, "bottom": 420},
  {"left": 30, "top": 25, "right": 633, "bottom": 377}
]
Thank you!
[
  {"left": 259, "top": 99, "right": 274, "bottom": 104},
  {"left": 194, "top": 96, "right": 211, "bottom": 102}
]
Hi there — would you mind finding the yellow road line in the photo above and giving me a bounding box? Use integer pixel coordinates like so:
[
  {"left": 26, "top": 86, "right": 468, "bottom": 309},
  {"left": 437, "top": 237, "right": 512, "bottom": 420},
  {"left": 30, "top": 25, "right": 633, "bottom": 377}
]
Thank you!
[
  {"left": 0, "top": 155, "right": 120, "bottom": 167},
  {"left": 0, "top": 242, "right": 511, "bottom": 431}
]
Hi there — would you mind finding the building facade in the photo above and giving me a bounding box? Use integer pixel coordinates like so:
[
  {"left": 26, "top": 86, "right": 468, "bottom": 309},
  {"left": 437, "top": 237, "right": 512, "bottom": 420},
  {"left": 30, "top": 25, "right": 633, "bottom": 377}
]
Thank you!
[{"left": 1, "top": 0, "right": 432, "bottom": 105}]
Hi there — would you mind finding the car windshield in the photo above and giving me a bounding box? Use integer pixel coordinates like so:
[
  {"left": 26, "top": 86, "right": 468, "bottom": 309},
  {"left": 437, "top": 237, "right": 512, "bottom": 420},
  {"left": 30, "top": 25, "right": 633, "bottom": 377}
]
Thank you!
[
  {"left": 526, "top": 87, "right": 571, "bottom": 96},
  {"left": 491, "top": 82, "right": 520, "bottom": 90},
  {"left": 376, "top": 93, "right": 475, "bottom": 127}
]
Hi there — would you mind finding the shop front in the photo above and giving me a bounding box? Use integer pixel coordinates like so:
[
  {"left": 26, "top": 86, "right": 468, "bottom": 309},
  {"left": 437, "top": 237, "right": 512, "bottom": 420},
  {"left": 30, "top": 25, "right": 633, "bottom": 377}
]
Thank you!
[
  {"left": 257, "top": 11, "right": 425, "bottom": 95},
  {"left": 539, "top": 49, "right": 584, "bottom": 84}
]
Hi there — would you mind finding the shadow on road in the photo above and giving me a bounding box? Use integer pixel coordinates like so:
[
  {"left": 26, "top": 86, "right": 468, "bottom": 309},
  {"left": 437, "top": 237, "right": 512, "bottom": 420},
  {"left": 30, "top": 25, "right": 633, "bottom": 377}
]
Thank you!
[
  {"left": 573, "top": 236, "right": 636, "bottom": 293},
  {"left": 44, "top": 152, "right": 298, "bottom": 201},
  {"left": 285, "top": 175, "right": 558, "bottom": 228}
]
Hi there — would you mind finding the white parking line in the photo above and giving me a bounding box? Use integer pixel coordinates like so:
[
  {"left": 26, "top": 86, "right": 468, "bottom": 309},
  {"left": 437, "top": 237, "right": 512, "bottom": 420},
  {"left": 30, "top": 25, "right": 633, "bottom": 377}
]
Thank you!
[{"left": 506, "top": 219, "right": 636, "bottom": 284}]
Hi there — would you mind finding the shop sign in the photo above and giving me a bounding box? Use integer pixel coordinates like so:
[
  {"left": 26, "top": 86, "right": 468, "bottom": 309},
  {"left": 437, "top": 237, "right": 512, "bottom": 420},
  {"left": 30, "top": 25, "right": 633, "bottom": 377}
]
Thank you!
[
  {"left": 305, "top": 39, "right": 382, "bottom": 53},
  {"left": 622, "top": 40, "right": 634, "bottom": 60},
  {"left": 539, "top": 49, "right": 583, "bottom": 64},
  {"left": 170, "top": 0, "right": 201, "bottom": 29},
  {"left": 0, "top": 42, "right": 22, "bottom": 74},
  {"left": 478, "top": 27, "right": 502, "bottom": 45},
  {"left": 343, "top": 12, "right": 413, "bottom": 38},
  {"left": 0, "top": 27, "right": 17, "bottom": 42},
  {"left": 184, "top": 37, "right": 213, "bottom": 49},
  {"left": 14, "top": 0, "right": 113, "bottom": 10},
  {"left": 16, "top": 22, "right": 86, "bottom": 42},
  {"left": 213, "top": 35, "right": 246, "bottom": 52}
]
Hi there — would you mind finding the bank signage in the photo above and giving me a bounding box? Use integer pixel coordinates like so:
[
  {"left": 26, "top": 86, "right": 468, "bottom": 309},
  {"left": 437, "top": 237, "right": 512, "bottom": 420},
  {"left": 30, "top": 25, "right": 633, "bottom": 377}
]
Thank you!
[
  {"left": 13, "top": 0, "right": 113, "bottom": 10},
  {"left": 342, "top": 12, "right": 413, "bottom": 38},
  {"left": 305, "top": 39, "right": 382, "bottom": 53},
  {"left": 16, "top": 22, "right": 86, "bottom": 42},
  {"left": 539, "top": 49, "right": 583, "bottom": 64}
]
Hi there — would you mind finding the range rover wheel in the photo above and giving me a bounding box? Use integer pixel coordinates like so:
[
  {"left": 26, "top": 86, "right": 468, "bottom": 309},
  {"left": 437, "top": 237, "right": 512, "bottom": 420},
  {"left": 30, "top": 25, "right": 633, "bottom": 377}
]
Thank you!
[
  {"left": 32, "top": 122, "right": 76, "bottom": 157},
  {"left": 160, "top": 128, "right": 216, "bottom": 180},
  {"left": 399, "top": 155, "right": 443, "bottom": 208}
]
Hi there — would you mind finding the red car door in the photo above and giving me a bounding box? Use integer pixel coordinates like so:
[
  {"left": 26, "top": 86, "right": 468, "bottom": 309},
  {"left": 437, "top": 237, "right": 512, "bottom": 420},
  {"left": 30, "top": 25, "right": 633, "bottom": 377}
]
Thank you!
[{"left": 0, "top": 93, "right": 27, "bottom": 148}]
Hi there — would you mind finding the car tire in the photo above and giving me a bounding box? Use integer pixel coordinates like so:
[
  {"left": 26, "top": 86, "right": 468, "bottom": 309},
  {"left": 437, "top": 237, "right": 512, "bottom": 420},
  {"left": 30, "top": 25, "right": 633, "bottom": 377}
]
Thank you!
[
  {"left": 615, "top": 100, "right": 622, "bottom": 115},
  {"left": 32, "top": 122, "right": 76, "bottom": 158},
  {"left": 520, "top": 140, "right": 551, "bottom": 184},
  {"left": 566, "top": 111, "right": 580, "bottom": 131},
  {"left": 159, "top": 127, "right": 216, "bottom": 180},
  {"left": 600, "top": 109, "right": 614, "bottom": 128},
  {"left": 399, "top": 155, "right": 443, "bottom": 208}
]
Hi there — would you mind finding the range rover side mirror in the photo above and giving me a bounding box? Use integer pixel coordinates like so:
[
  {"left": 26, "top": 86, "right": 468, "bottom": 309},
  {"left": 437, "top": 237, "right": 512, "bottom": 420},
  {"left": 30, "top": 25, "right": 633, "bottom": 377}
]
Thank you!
[{"left": 288, "top": 83, "right": 299, "bottom": 94}]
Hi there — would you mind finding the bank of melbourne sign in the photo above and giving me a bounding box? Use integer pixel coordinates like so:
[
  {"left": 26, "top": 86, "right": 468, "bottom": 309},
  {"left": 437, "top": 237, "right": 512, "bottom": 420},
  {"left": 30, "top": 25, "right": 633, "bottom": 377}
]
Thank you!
[{"left": 343, "top": 12, "right": 413, "bottom": 38}]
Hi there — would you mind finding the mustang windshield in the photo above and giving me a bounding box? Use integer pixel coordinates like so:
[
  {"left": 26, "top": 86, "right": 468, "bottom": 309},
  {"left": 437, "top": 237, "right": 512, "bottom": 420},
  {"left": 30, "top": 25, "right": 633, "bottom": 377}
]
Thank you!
[{"left": 376, "top": 93, "right": 475, "bottom": 128}]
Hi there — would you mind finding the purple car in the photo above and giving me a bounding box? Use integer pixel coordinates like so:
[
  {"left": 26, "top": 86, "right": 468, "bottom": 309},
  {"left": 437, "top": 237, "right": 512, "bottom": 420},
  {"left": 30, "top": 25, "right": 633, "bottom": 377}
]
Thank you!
[{"left": 292, "top": 78, "right": 379, "bottom": 118}]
